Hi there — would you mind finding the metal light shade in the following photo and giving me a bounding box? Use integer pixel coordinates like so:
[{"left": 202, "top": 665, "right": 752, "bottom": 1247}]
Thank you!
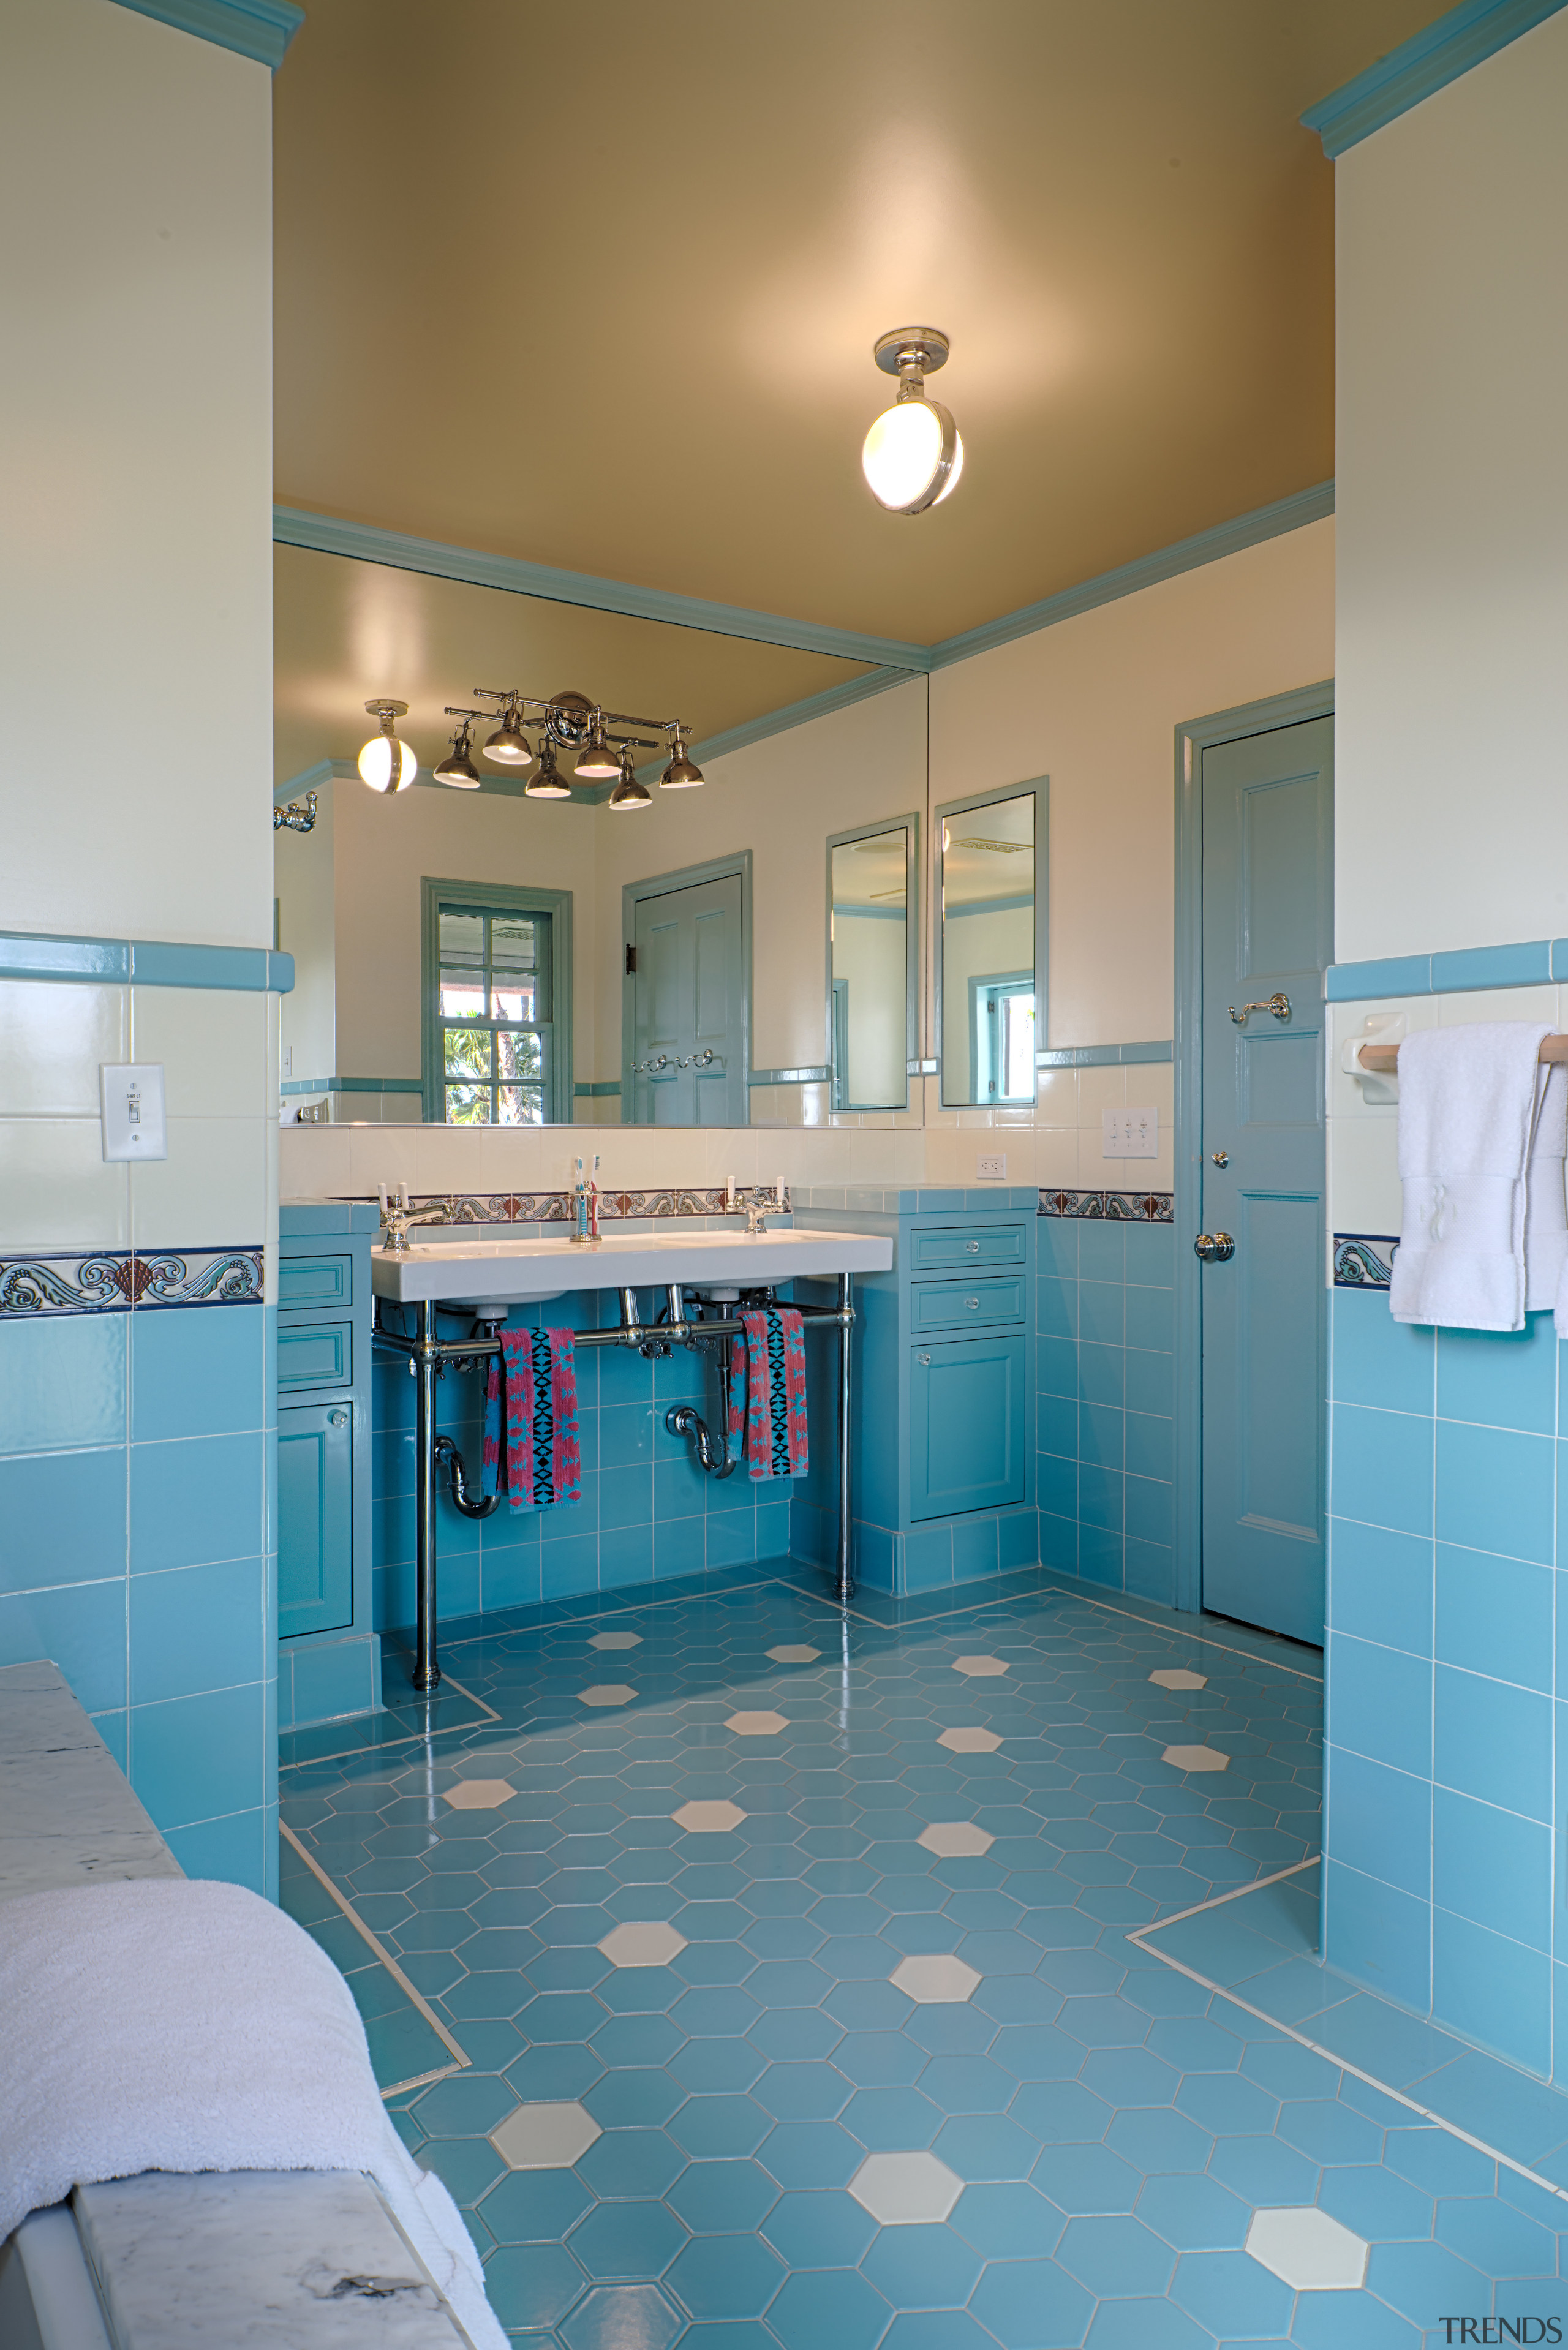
[
  {"left": 862, "top": 393, "right": 963, "bottom": 514},
  {"left": 358, "top": 729, "right": 417, "bottom": 792},
  {"left": 526, "top": 744, "right": 572, "bottom": 799},
  {"left": 608, "top": 751, "right": 651, "bottom": 810},
  {"left": 433, "top": 735, "right": 481, "bottom": 789},
  {"left": 660, "top": 750, "right": 705, "bottom": 789},
  {"left": 574, "top": 712, "right": 621, "bottom": 780},
  {"left": 483, "top": 715, "right": 533, "bottom": 766}
]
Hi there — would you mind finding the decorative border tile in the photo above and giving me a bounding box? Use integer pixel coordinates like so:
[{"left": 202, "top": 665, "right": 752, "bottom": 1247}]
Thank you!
[
  {"left": 0, "top": 1248, "right": 264, "bottom": 1318},
  {"left": 1333, "top": 1233, "right": 1398, "bottom": 1289},
  {"left": 358, "top": 1188, "right": 788, "bottom": 1227},
  {"left": 1037, "top": 1189, "right": 1174, "bottom": 1223}
]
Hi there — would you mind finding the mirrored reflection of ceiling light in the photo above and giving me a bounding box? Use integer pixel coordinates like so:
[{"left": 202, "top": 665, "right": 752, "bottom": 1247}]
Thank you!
[
  {"left": 952, "top": 835, "right": 1028, "bottom": 853},
  {"left": 432, "top": 719, "right": 481, "bottom": 789},
  {"left": 483, "top": 705, "right": 533, "bottom": 767},
  {"left": 608, "top": 745, "right": 651, "bottom": 810},
  {"left": 525, "top": 738, "right": 572, "bottom": 800},
  {"left": 862, "top": 328, "right": 963, "bottom": 515},
  {"left": 575, "top": 710, "right": 622, "bottom": 782},
  {"left": 661, "top": 724, "right": 705, "bottom": 789},
  {"left": 358, "top": 699, "right": 417, "bottom": 793}
]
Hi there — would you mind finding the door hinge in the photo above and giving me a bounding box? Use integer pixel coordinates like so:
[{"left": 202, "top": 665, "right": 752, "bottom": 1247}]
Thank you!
[{"left": 625, "top": 943, "right": 637, "bottom": 975}]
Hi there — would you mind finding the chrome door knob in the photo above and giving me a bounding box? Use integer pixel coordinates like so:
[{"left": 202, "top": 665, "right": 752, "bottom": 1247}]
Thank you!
[{"left": 1193, "top": 1232, "right": 1235, "bottom": 1262}]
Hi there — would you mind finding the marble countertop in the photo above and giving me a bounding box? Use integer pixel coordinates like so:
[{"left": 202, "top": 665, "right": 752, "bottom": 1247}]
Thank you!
[{"left": 0, "top": 1660, "right": 183, "bottom": 1905}]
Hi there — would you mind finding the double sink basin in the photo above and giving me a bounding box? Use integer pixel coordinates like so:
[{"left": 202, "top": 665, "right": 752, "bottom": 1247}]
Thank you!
[{"left": 369, "top": 1226, "right": 894, "bottom": 1308}]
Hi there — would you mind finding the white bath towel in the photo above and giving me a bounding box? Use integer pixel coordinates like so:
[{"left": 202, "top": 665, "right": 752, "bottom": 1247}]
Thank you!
[
  {"left": 1528, "top": 1064, "right": 1568, "bottom": 1311},
  {"left": 0, "top": 1878, "right": 507, "bottom": 2350},
  {"left": 1389, "top": 1022, "right": 1550, "bottom": 1331}
]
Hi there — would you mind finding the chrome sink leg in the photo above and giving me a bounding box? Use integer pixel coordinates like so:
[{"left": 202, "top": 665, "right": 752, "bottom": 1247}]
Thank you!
[
  {"left": 413, "top": 1297, "right": 440, "bottom": 1692},
  {"left": 836, "top": 1273, "right": 854, "bottom": 1603}
]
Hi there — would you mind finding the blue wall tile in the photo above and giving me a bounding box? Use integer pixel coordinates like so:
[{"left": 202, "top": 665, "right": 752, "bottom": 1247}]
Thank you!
[
  {"left": 1124, "top": 1413, "right": 1174, "bottom": 1485},
  {"left": 1125, "top": 1477, "right": 1174, "bottom": 1547},
  {"left": 1038, "top": 1393, "right": 1077, "bottom": 1462},
  {"left": 130, "top": 1304, "right": 265, "bottom": 1441},
  {"left": 1329, "top": 1520, "right": 1432, "bottom": 1657},
  {"left": 1431, "top": 1909, "right": 1551, "bottom": 2077},
  {"left": 0, "top": 1446, "right": 127, "bottom": 1592},
  {"left": 1079, "top": 1404, "right": 1123, "bottom": 1471},
  {"left": 1322, "top": 1859, "right": 1431, "bottom": 2013},
  {"left": 1078, "top": 1283, "right": 1125, "bottom": 1346},
  {"left": 1436, "top": 1316, "right": 1557, "bottom": 1436},
  {"left": 1123, "top": 1538, "right": 1173, "bottom": 1605},
  {"left": 1432, "top": 1788, "right": 1551, "bottom": 1954},
  {"left": 1078, "top": 1344, "right": 1124, "bottom": 1410},
  {"left": 130, "top": 1431, "right": 265, "bottom": 1573},
  {"left": 129, "top": 1556, "right": 266, "bottom": 1704},
  {"left": 1327, "top": 1635, "right": 1431, "bottom": 1777},
  {"left": 1124, "top": 1285, "right": 1173, "bottom": 1353},
  {"left": 129, "top": 1681, "right": 266, "bottom": 1830},
  {"left": 1327, "top": 1750, "right": 1431, "bottom": 1902},
  {"left": 1077, "top": 1225, "right": 1125, "bottom": 1284},
  {"left": 1434, "top": 1546, "right": 1552, "bottom": 1693},
  {"left": 1124, "top": 1350, "right": 1175, "bottom": 1419},
  {"left": 0, "top": 1578, "right": 127, "bottom": 1712},
  {"left": 164, "top": 1805, "right": 269, "bottom": 1891},
  {"left": 1123, "top": 1223, "right": 1175, "bottom": 1287},
  {"left": 0, "top": 1316, "right": 126, "bottom": 1455},
  {"left": 1435, "top": 1421, "right": 1554, "bottom": 1565},
  {"left": 1333, "top": 1405, "right": 1433, "bottom": 1537},
  {"left": 1036, "top": 1278, "right": 1076, "bottom": 1341},
  {"left": 1332, "top": 1292, "right": 1434, "bottom": 1416},
  {"left": 1434, "top": 1667, "right": 1551, "bottom": 1820}
]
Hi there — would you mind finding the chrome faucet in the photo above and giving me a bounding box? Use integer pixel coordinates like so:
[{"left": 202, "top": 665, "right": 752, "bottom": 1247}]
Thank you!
[{"left": 380, "top": 1200, "right": 459, "bottom": 1256}]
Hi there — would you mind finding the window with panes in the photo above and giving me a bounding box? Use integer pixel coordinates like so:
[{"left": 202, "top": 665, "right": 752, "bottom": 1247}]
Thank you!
[{"left": 435, "top": 905, "right": 552, "bottom": 1124}]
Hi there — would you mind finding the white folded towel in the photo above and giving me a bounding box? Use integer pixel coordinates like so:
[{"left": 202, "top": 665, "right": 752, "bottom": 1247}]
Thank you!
[
  {"left": 0, "top": 1878, "right": 507, "bottom": 2350},
  {"left": 1389, "top": 1022, "right": 1550, "bottom": 1331},
  {"left": 1528, "top": 1064, "right": 1568, "bottom": 1311}
]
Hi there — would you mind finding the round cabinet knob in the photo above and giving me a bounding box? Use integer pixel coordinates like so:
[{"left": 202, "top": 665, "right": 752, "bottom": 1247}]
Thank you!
[
  {"left": 965, "top": 1297, "right": 980, "bottom": 1310},
  {"left": 965, "top": 1240, "right": 979, "bottom": 1254},
  {"left": 328, "top": 1408, "right": 349, "bottom": 1426},
  {"left": 1193, "top": 1233, "right": 1236, "bottom": 1263},
  {"left": 918, "top": 1352, "right": 932, "bottom": 1366}
]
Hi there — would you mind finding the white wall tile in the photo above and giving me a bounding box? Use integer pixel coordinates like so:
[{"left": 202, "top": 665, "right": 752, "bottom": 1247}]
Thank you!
[
  {"left": 130, "top": 987, "right": 270, "bottom": 1117},
  {"left": 1035, "top": 1127, "right": 1077, "bottom": 1187},
  {"left": 278, "top": 1123, "right": 352, "bottom": 1200},
  {"left": 1438, "top": 986, "right": 1558, "bottom": 1026},
  {"left": 0, "top": 1118, "right": 130, "bottom": 1248},
  {"left": 1034, "top": 1068, "right": 1077, "bottom": 1126},
  {"left": 0, "top": 981, "right": 126, "bottom": 1118},
  {"left": 130, "top": 1115, "right": 268, "bottom": 1248},
  {"left": 1077, "top": 1064, "right": 1127, "bottom": 1117},
  {"left": 1328, "top": 1115, "right": 1402, "bottom": 1237}
]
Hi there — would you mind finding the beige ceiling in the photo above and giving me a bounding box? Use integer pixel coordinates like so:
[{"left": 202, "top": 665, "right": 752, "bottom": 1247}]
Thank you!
[
  {"left": 274, "top": 0, "right": 1442, "bottom": 649},
  {"left": 273, "top": 544, "right": 870, "bottom": 786}
]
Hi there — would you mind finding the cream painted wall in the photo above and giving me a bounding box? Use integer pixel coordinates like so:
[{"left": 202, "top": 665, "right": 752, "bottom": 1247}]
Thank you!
[
  {"left": 1334, "top": 12, "right": 1568, "bottom": 963},
  {"left": 929, "top": 519, "right": 1336, "bottom": 1049},
  {"left": 832, "top": 912, "right": 907, "bottom": 1106},
  {"left": 940, "top": 905, "right": 1035, "bottom": 1099},
  {"left": 276, "top": 785, "right": 337, "bottom": 1081},
  {"left": 0, "top": 0, "right": 273, "bottom": 948}
]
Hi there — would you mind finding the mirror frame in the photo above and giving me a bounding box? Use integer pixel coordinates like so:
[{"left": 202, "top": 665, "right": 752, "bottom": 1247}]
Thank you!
[
  {"left": 933, "top": 778, "right": 1049, "bottom": 1111},
  {"left": 824, "top": 812, "right": 921, "bottom": 1113},
  {"left": 420, "top": 874, "right": 575, "bottom": 1124}
]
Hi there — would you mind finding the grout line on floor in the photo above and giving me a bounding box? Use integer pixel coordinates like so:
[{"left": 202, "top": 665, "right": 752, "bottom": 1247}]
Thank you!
[
  {"left": 1129, "top": 1853, "right": 1321, "bottom": 1935},
  {"left": 379, "top": 2062, "right": 462, "bottom": 2098},
  {"left": 279, "top": 1671, "right": 502, "bottom": 1772},
  {"left": 279, "top": 1818, "right": 473, "bottom": 2083}
]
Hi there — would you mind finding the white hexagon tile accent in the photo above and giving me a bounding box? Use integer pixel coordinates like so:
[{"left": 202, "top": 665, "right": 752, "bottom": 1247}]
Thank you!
[
  {"left": 588, "top": 1630, "right": 642, "bottom": 1651},
  {"left": 597, "top": 1919, "right": 688, "bottom": 1968},
  {"left": 1246, "top": 2207, "right": 1369, "bottom": 2291},
  {"left": 578, "top": 1684, "right": 636, "bottom": 1708},
  {"left": 850, "top": 2152, "right": 963, "bottom": 2226},
  {"left": 918, "top": 1821, "right": 995, "bottom": 1858},
  {"left": 951, "top": 1655, "right": 1008, "bottom": 1678},
  {"left": 766, "top": 1644, "right": 820, "bottom": 1664},
  {"left": 672, "top": 1799, "right": 747, "bottom": 1834},
  {"left": 725, "top": 1710, "right": 788, "bottom": 1736},
  {"left": 1162, "top": 1742, "right": 1229, "bottom": 1772},
  {"left": 1149, "top": 1667, "right": 1208, "bottom": 1691},
  {"left": 937, "top": 1727, "right": 1002, "bottom": 1753},
  {"left": 489, "top": 2101, "right": 603, "bottom": 2171},
  {"left": 441, "top": 1778, "right": 515, "bottom": 1810},
  {"left": 890, "top": 1953, "right": 981, "bottom": 2003}
]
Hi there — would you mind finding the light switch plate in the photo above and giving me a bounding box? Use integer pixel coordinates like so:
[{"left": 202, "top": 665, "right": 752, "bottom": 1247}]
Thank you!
[
  {"left": 281, "top": 1044, "right": 293, "bottom": 1080},
  {"left": 100, "top": 1064, "right": 167, "bottom": 1162},
  {"left": 1102, "top": 1107, "right": 1158, "bottom": 1159},
  {"left": 976, "top": 1152, "right": 1007, "bottom": 1180}
]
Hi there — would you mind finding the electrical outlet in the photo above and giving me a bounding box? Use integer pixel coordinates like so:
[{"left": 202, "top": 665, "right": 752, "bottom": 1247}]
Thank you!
[
  {"left": 976, "top": 1152, "right": 1007, "bottom": 1180},
  {"left": 1102, "top": 1107, "right": 1158, "bottom": 1159},
  {"left": 100, "top": 1064, "right": 167, "bottom": 1162}
]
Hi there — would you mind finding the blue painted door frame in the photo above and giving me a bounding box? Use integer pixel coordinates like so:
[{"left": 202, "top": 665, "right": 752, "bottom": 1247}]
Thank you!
[{"left": 1172, "top": 682, "right": 1333, "bottom": 1622}]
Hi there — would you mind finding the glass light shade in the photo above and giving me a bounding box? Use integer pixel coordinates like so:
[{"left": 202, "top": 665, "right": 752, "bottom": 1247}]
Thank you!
[
  {"left": 861, "top": 395, "right": 961, "bottom": 514},
  {"left": 660, "top": 753, "right": 705, "bottom": 788},
  {"left": 483, "top": 719, "right": 533, "bottom": 766},
  {"left": 358, "top": 731, "right": 417, "bottom": 791},
  {"left": 433, "top": 744, "right": 481, "bottom": 788},
  {"left": 608, "top": 775, "right": 652, "bottom": 810}
]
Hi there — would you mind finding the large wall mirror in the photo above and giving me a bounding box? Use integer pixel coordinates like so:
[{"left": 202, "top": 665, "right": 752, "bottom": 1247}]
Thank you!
[
  {"left": 826, "top": 817, "right": 918, "bottom": 1112},
  {"left": 935, "top": 783, "right": 1047, "bottom": 1109}
]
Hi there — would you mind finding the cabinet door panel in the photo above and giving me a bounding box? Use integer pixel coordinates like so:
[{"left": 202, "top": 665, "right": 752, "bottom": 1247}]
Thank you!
[
  {"left": 279, "top": 1252, "right": 353, "bottom": 1311},
  {"left": 910, "top": 1335, "right": 1025, "bottom": 1520},
  {"left": 910, "top": 1276, "right": 1027, "bottom": 1332},
  {"left": 279, "top": 1402, "right": 353, "bottom": 1639},
  {"left": 909, "top": 1224, "right": 1027, "bottom": 1271},
  {"left": 277, "top": 1319, "right": 351, "bottom": 1394}
]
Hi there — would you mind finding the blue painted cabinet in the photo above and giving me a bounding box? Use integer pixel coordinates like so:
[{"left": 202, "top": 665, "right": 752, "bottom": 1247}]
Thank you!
[
  {"left": 910, "top": 1331, "right": 1025, "bottom": 1518},
  {"left": 278, "top": 1401, "right": 353, "bottom": 1636}
]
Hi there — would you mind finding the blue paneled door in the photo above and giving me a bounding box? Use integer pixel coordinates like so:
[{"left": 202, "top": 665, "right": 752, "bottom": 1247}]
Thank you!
[
  {"left": 278, "top": 1401, "right": 353, "bottom": 1638},
  {"left": 630, "top": 873, "right": 746, "bottom": 1125},
  {"left": 1199, "top": 717, "right": 1333, "bottom": 1644}
]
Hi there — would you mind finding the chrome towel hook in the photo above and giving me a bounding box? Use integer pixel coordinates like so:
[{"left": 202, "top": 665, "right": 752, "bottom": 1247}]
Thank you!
[{"left": 1228, "top": 993, "right": 1291, "bottom": 1026}]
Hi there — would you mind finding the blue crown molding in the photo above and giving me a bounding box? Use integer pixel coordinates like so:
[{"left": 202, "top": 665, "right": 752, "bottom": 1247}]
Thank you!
[
  {"left": 109, "top": 0, "right": 303, "bottom": 70},
  {"left": 1301, "top": 0, "right": 1568, "bottom": 156},
  {"left": 927, "top": 482, "right": 1335, "bottom": 671},
  {"left": 1326, "top": 935, "right": 1567, "bottom": 1001},
  {"left": 636, "top": 663, "right": 916, "bottom": 786},
  {"left": 272, "top": 506, "right": 930, "bottom": 674},
  {"left": 0, "top": 930, "right": 293, "bottom": 992}
]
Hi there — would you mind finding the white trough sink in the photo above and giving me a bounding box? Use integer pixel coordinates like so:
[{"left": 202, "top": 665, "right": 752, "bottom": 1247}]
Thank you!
[{"left": 370, "top": 1226, "right": 894, "bottom": 1308}]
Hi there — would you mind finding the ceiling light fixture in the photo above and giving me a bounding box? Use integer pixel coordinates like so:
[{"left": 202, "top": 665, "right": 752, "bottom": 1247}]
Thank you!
[
  {"left": 482, "top": 702, "right": 533, "bottom": 767},
  {"left": 432, "top": 718, "right": 481, "bottom": 789},
  {"left": 358, "top": 700, "right": 417, "bottom": 793},
  {"left": 660, "top": 724, "right": 705, "bottom": 789},
  {"left": 574, "top": 710, "right": 622, "bottom": 783},
  {"left": 526, "top": 739, "right": 572, "bottom": 800},
  {"left": 608, "top": 745, "right": 652, "bottom": 811},
  {"left": 861, "top": 326, "right": 963, "bottom": 515}
]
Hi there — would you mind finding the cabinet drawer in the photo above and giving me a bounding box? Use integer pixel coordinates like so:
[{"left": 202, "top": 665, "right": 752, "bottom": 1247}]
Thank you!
[
  {"left": 908, "top": 1223, "right": 1026, "bottom": 1271},
  {"left": 278, "top": 1319, "right": 352, "bottom": 1393},
  {"left": 911, "top": 1276, "right": 1026, "bottom": 1333},
  {"left": 910, "top": 1333, "right": 1026, "bottom": 1521},
  {"left": 279, "top": 1251, "right": 353, "bottom": 1312},
  {"left": 278, "top": 1401, "right": 353, "bottom": 1639}
]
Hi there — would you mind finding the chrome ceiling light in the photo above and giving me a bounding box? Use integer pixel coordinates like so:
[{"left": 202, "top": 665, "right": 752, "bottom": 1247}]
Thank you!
[
  {"left": 482, "top": 701, "right": 533, "bottom": 767},
  {"left": 575, "top": 709, "right": 622, "bottom": 782},
  {"left": 358, "top": 699, "right": 418, "bottom": 792},
  {"left": 525, "top": 738, "right": 572, "bottom": 799},
  {"left": 861, "top": 327, "right": 963, "bottom": 514},
  {"left": 432, "top": 718, "right": 481, "bottom": 789},
  {"left": 608, "top": 744, "right": 651, "bottom": 811},
  {"left": 660, "top": 723, "right": 705, "bottom": 789}
]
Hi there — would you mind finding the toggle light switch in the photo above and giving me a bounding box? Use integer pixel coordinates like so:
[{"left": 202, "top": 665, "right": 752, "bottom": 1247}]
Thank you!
[
  {"left": 1102, "top": 1106, "right": 1158, "bottom": 1159},
  {"left": 100, "top": 1064, "right": 167, "bottom": 1162}
]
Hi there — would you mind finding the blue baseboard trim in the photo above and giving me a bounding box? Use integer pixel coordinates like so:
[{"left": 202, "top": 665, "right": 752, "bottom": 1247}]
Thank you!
[
  {"left": 1325, "top": 936, "right": 1563, "bottom": 1001},
  {"left": 109, "top": 0, "right": 303, "bottom": 69},
  {"left": 1301, "top": 0, "right": 1568, "bottom": 157},
  {"left": 282, "top": 1076, "right": 423, "bottom": 1096},
  {"left": 748, "top": 1066, "right": 833, "bottom": 1088},
  {"left": 271, "top": 506, "right": 930, "bottom": 675},
  {"left": 0, "top": 930, "right": 293, "bottom": 993},
  {"left": 1038, "top": 1041, "right": 1173, "bottom": 1068},
  {"left": 927, "top": 484, "right": 1335, "bottom": 671}
]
